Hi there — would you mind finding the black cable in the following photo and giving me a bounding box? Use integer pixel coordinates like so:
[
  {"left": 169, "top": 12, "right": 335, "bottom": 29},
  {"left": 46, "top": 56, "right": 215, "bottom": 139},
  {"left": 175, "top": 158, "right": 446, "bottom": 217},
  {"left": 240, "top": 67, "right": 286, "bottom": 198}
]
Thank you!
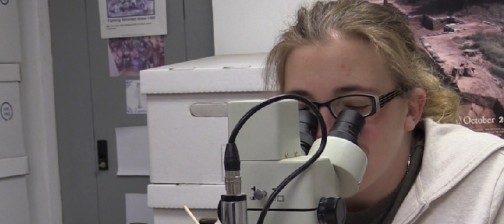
[{"left": 226, "top": 94, "right": 328, "bottom": 224}]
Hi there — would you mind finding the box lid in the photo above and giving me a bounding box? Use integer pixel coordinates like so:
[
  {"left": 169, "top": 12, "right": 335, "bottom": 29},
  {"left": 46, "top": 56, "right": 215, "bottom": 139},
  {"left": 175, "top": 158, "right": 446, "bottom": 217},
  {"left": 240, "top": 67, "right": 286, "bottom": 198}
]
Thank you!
[
  {"left": 0, "top": 64, "right": 20, "bottom": 82},
  {"left": 140, "top": 53, "right": 268, "bottom": 94},
  {"left": 148, "top": 184, "right": 225, "bottom": 209}
]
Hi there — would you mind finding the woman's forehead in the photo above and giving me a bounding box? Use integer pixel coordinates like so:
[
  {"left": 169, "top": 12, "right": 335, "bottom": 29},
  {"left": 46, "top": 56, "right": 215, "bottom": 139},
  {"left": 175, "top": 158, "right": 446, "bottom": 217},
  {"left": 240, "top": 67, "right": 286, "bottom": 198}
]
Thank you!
[{"left": 283, "top": 37, "right": 395, "bottom": 95}]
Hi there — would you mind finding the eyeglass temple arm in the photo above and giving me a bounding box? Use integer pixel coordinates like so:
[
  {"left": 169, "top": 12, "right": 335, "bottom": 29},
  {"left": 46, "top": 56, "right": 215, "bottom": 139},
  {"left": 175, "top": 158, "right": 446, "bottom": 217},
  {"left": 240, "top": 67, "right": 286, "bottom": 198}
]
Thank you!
[{"left": 379, "top": 91, "right": 401, "bottom": 107}]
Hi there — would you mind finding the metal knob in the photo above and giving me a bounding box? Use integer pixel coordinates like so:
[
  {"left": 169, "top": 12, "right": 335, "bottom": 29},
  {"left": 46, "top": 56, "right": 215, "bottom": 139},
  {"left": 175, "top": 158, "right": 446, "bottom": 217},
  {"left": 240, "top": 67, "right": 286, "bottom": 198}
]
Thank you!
[{"left": 253, "top": 189, "right": 268, "bottom": 200}]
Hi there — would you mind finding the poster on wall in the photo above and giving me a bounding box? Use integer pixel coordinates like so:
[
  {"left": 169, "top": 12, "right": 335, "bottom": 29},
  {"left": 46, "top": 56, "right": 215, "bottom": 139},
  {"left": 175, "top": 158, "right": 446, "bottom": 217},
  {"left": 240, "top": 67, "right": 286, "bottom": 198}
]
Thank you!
[
  {"left": 375, "top": 0, "right": 504, "bottom": 138},
  {"left": 108, "top": 35, "right": 165, "bottom": 77},
  {"left": 98, "top": 0, "right": 167, "bottom": 38}
]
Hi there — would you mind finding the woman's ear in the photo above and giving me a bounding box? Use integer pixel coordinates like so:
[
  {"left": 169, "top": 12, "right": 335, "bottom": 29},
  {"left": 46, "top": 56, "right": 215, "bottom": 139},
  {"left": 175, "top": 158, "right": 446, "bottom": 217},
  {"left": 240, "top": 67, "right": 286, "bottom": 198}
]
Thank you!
[{"left": 405, "top": 88, "right": 426, "bottom": 131}]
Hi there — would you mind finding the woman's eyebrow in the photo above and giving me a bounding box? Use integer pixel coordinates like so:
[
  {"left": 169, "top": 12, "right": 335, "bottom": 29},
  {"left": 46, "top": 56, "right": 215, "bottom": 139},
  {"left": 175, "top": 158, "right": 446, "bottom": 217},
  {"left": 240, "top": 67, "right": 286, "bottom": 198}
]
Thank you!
[
  {"left": 334, "top": 85, "right": 379, "bottom": 95},
  {"left": 285, "top": 86, "right": 380, "bottom": 100},
  {"left": 285, "top": 90, "right": 313, "bottom": 99},
  {"left": 285, "top": 85, "right": 378, "bottom": 98}
]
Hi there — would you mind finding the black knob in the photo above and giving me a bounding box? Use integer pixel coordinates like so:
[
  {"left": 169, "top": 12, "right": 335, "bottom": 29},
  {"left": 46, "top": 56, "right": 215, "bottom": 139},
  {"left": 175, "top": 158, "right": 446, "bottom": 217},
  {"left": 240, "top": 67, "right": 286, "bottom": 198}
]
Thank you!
[{"left": 317, "top": 197, "right": 346, "bottom": 224}]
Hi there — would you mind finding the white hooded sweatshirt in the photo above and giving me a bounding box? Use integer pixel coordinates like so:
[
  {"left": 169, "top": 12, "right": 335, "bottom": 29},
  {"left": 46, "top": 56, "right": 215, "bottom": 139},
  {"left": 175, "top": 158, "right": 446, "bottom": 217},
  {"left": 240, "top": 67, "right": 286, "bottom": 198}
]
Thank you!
[{"left": 393, "top": 119, "right": 504, "bottom": 224}]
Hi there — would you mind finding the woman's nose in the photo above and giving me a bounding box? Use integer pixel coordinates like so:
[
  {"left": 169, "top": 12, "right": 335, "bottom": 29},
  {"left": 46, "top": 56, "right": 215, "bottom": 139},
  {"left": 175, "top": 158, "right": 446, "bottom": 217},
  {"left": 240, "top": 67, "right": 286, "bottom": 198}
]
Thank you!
[{"left": 316, "top": 106, "right": 336, "bottom": 139}]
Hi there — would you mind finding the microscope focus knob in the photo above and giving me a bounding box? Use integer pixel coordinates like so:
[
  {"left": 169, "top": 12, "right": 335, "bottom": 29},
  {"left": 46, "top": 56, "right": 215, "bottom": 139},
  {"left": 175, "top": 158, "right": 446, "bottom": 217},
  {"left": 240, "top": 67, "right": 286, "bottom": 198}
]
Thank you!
[
  {"left": 253, "top": 189, "right": 268, "bottom": 200},
  {"left": 317, "top": 197, "right": 346, "bottom": 224}
]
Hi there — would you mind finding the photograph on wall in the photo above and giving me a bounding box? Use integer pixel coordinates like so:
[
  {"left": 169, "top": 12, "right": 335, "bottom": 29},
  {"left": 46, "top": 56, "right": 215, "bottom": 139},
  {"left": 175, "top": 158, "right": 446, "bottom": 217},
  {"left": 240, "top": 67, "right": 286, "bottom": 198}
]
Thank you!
[
  {"left": 98, "top": 0, "right": 167, "bottom": 38},
  {"left": 372, "top": 0, "right": 504, "bottom": 138},
  {"left": 125, "top": 80, "right": 147, "bottom": 114},
  {"left": 108, "top": 35, "right": 165, "bottom": 77}
]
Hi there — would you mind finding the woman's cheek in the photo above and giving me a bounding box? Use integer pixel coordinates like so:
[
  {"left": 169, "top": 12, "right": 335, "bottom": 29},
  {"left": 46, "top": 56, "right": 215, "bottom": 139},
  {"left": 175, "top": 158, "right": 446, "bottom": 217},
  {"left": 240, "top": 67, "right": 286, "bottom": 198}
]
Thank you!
[{"left": 357, "top": 124, "right": 379, "bottom": 150}]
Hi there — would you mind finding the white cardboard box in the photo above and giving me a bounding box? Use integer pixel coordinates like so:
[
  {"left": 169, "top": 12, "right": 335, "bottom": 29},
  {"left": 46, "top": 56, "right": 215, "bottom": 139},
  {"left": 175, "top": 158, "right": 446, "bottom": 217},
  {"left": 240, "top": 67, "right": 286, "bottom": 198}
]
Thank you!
[
  {"left": 0, "top": 1, "right": 21, "bottom": 63},
  {"left": 0, "top": 64, "right": 30, "bottom": 224},
  {"left": 140, "top": 53, "right": 272, "bottom": 184},
  {"left": 148, "top": 184, "right": 225, "bottom": 209},
  {"left": 0, "top": 176, "right": 31, "bottom": 224},
  {"left": 148, "top": 184, "right": 224, "bottom": 224},
  {"left": 154, "top": 209, "right": 221, "bottom": 224},
  {"left": 212, "top": 0, "right": 317, "bottom": 55},
  {"left": 0, "top": 64, "right": 28, "bottom": 176}
]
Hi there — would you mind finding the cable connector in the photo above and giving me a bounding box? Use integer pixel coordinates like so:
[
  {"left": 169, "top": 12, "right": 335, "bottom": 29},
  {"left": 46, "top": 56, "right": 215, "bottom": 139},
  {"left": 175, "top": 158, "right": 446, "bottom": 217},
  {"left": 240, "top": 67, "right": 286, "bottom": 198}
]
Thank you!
[
  {"left": 224, "top": 143, "right": 240, "bottom": 171},
  {"left": 224, "top": 143, "right": 241, "bottom": 195}
]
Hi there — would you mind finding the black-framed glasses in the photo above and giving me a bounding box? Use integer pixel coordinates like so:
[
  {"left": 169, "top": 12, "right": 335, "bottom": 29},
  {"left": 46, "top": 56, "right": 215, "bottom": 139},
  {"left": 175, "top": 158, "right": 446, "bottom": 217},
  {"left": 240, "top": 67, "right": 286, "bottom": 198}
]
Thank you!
[{"left": 302, "top": 90, "right": 402, "bottom": 118}]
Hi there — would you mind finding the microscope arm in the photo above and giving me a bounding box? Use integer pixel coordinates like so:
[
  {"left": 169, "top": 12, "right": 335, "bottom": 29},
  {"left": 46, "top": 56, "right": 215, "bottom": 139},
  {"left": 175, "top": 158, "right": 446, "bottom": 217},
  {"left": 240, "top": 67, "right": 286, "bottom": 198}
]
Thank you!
[{"left": 225, "top": 99, "right": 367, "bottom": 224}]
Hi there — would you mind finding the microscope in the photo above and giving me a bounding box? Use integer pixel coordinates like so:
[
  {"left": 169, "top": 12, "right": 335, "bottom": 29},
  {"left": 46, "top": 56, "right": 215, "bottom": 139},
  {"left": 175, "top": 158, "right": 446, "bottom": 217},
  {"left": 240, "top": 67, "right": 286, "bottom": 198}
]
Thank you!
[{"left": 219, "top": 95, "right": 368, "bottom": 224}]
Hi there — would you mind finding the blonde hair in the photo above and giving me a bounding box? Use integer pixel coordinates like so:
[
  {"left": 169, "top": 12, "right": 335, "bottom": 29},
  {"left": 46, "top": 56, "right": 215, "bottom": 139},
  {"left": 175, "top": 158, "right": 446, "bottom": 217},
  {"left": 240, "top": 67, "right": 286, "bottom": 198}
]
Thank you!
[{"left": 265, "top": 0, "right": 460, "bottom": 123}]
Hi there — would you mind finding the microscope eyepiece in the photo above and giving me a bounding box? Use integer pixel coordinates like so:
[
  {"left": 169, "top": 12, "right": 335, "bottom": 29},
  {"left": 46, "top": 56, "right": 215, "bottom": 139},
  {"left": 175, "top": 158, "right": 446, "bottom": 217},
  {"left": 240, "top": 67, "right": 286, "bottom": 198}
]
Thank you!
[
  {"left": 299, "top": 109, "right": 318, "bottom": 154},
  {"left": 329, "top": 110, "right": 365, "bottom": 144}
]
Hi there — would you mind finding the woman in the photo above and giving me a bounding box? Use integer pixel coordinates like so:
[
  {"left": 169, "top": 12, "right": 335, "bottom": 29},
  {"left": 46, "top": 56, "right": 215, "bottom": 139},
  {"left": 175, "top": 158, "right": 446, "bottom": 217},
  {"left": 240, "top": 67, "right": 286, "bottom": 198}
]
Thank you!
[{"left": 264, "top": 0, "right": 504, "bottom": 223}]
